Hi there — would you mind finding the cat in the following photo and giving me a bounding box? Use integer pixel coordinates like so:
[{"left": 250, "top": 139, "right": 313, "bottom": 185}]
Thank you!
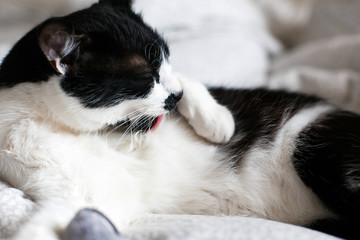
[{"left": 0, "top": 0, "right": 359, "bottom": 239}]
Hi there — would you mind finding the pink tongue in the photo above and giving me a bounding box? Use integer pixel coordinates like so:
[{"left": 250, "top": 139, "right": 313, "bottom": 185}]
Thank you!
[{"left": 150, "top": 115, "right": 164, "bottom": 131}]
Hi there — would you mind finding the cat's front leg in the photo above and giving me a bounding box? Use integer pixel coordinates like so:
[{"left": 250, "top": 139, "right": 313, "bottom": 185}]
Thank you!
[{"left": 175, "top": 73, "right": 235, "bottom": 143}]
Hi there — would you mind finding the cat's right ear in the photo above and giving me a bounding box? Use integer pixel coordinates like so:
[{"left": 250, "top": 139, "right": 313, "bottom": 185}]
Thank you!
[{"left": 39, "top": 22, "right": 83, "bottom": 75}]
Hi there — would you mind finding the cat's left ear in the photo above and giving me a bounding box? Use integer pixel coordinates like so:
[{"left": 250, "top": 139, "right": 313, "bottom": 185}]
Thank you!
[{"left": 39, "top": 22, "right": 86, "bottom": 75}]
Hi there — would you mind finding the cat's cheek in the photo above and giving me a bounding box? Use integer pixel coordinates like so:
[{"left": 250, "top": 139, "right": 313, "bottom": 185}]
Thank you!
[
  {"left": 38, "top": 77, "right": 127, "bottom": 132},
  {"left": 37, "top": 77, "right": 105, "bottom": 131}
]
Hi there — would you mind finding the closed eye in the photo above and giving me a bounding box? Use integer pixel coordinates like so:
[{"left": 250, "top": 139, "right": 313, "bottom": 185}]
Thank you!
[{"left": 144, "top": 44, "right": 165, "bottom": 71}]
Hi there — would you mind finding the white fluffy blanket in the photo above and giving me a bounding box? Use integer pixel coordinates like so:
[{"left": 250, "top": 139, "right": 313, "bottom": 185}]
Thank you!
[{"left": 0, "top": 180, "right": 339, "bottom": 240}]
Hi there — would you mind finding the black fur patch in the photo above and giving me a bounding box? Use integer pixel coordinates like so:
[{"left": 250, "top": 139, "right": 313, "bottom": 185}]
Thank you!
[
  {"left": 0, "top": 1, "right": 169, "bottom": 108},
  {"left": 293, "top": 111, "right": 360, "bottom": 222},
  {"left": 209, "top": 88, "right": 322, "bottom": 167}
]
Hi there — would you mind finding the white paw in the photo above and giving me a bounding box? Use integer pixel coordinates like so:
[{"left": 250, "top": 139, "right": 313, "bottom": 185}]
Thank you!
[
  {"left": 179, "top": 100, "right": 235, "bottom": 144},
  {"left": 175, "top": 72, "right": 235, "bottom": 144}
]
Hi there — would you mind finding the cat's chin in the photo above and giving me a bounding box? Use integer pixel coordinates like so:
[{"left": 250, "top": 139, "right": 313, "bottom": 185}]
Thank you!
[{"left": 114, "top": 114, "right": 165, "bottom": 133}]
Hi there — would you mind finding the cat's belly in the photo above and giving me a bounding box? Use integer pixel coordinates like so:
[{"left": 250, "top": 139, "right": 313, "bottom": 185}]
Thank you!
[{"left": 104, "top": 110, "right": 333, "bottom": 226}]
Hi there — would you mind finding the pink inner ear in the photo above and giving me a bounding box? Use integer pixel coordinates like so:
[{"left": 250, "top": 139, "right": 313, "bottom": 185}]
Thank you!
[
  {"left": 50, "top": 59, "right": 67, "bottom": 75},
  {"left": 48, "top": 48, "right": 59, "bottom": 61},
  {"left": 39, "top": 23, "right": 79, "bottom": 74},
  {"left": 50, "top": 60, "right": 62, "bottom": 74},
  {"left": 50, "top": 60, "right": 57, "bottom": 69}
]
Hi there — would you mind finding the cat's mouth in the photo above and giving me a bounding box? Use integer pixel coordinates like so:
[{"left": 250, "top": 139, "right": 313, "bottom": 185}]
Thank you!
[
  {"left": 116, "top": 115, "right": 164, "bottom": 133},
  {"left": 150, "top": 115, "right": 164, "bottom": 131}
]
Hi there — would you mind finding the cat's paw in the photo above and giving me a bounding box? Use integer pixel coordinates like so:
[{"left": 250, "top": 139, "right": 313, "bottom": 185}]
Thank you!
[
  {"left": 177, "top": 89, "right": 235, "bottom": 143},
  {"left": 189, "top": 104, "right": 235, "bottom": 144}
]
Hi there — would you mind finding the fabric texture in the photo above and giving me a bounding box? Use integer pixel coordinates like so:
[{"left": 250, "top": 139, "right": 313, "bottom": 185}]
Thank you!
[
  {"left": 0, "top": 182, "right": 35, "bottom": 239},
  {"left": 123, "top": 215, "right": 339, "bottom": 240}
]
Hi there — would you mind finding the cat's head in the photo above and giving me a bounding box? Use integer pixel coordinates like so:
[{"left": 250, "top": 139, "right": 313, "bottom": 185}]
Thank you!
[{"left": 0, "top": 0, "right": 183, "bottom": 132}]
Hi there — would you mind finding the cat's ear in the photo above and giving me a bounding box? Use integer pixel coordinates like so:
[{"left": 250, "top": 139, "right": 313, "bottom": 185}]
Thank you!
[
  {"left": 98, "top": 0, "right": 133, "bottom": 9},
  {"left": 39, "top": 22, "right": 84, "bottom": 75}
]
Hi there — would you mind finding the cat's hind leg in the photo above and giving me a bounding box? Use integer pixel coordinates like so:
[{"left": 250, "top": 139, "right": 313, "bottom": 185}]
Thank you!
[{"left": 293, "top": 110, "right": 360, "bottom": 239}]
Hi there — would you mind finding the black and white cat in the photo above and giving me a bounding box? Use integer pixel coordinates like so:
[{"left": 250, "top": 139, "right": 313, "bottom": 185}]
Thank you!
[{"left": 0, "top": 0, "right": 359, "bottom": 239}]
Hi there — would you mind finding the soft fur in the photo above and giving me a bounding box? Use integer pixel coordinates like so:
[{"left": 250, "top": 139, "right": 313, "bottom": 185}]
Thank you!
[{"left": 1, "top": 1, "right": 360, "bottom": 240}]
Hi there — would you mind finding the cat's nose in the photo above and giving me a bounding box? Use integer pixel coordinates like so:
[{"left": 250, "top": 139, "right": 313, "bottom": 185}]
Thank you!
[{"left": 164, "top": 91, "right": 183, "bottom": 111}]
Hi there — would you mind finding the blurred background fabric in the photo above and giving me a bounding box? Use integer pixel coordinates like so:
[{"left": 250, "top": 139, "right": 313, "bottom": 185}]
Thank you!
[
  {"left": 2, "top": 0, "right": 360, "bottom": 88},
  {"left": 0, "top": 0, "right": 279, "bottom": 88},
  {"left": 1, "top": 0, "right": 360, "bottom": 239}
]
